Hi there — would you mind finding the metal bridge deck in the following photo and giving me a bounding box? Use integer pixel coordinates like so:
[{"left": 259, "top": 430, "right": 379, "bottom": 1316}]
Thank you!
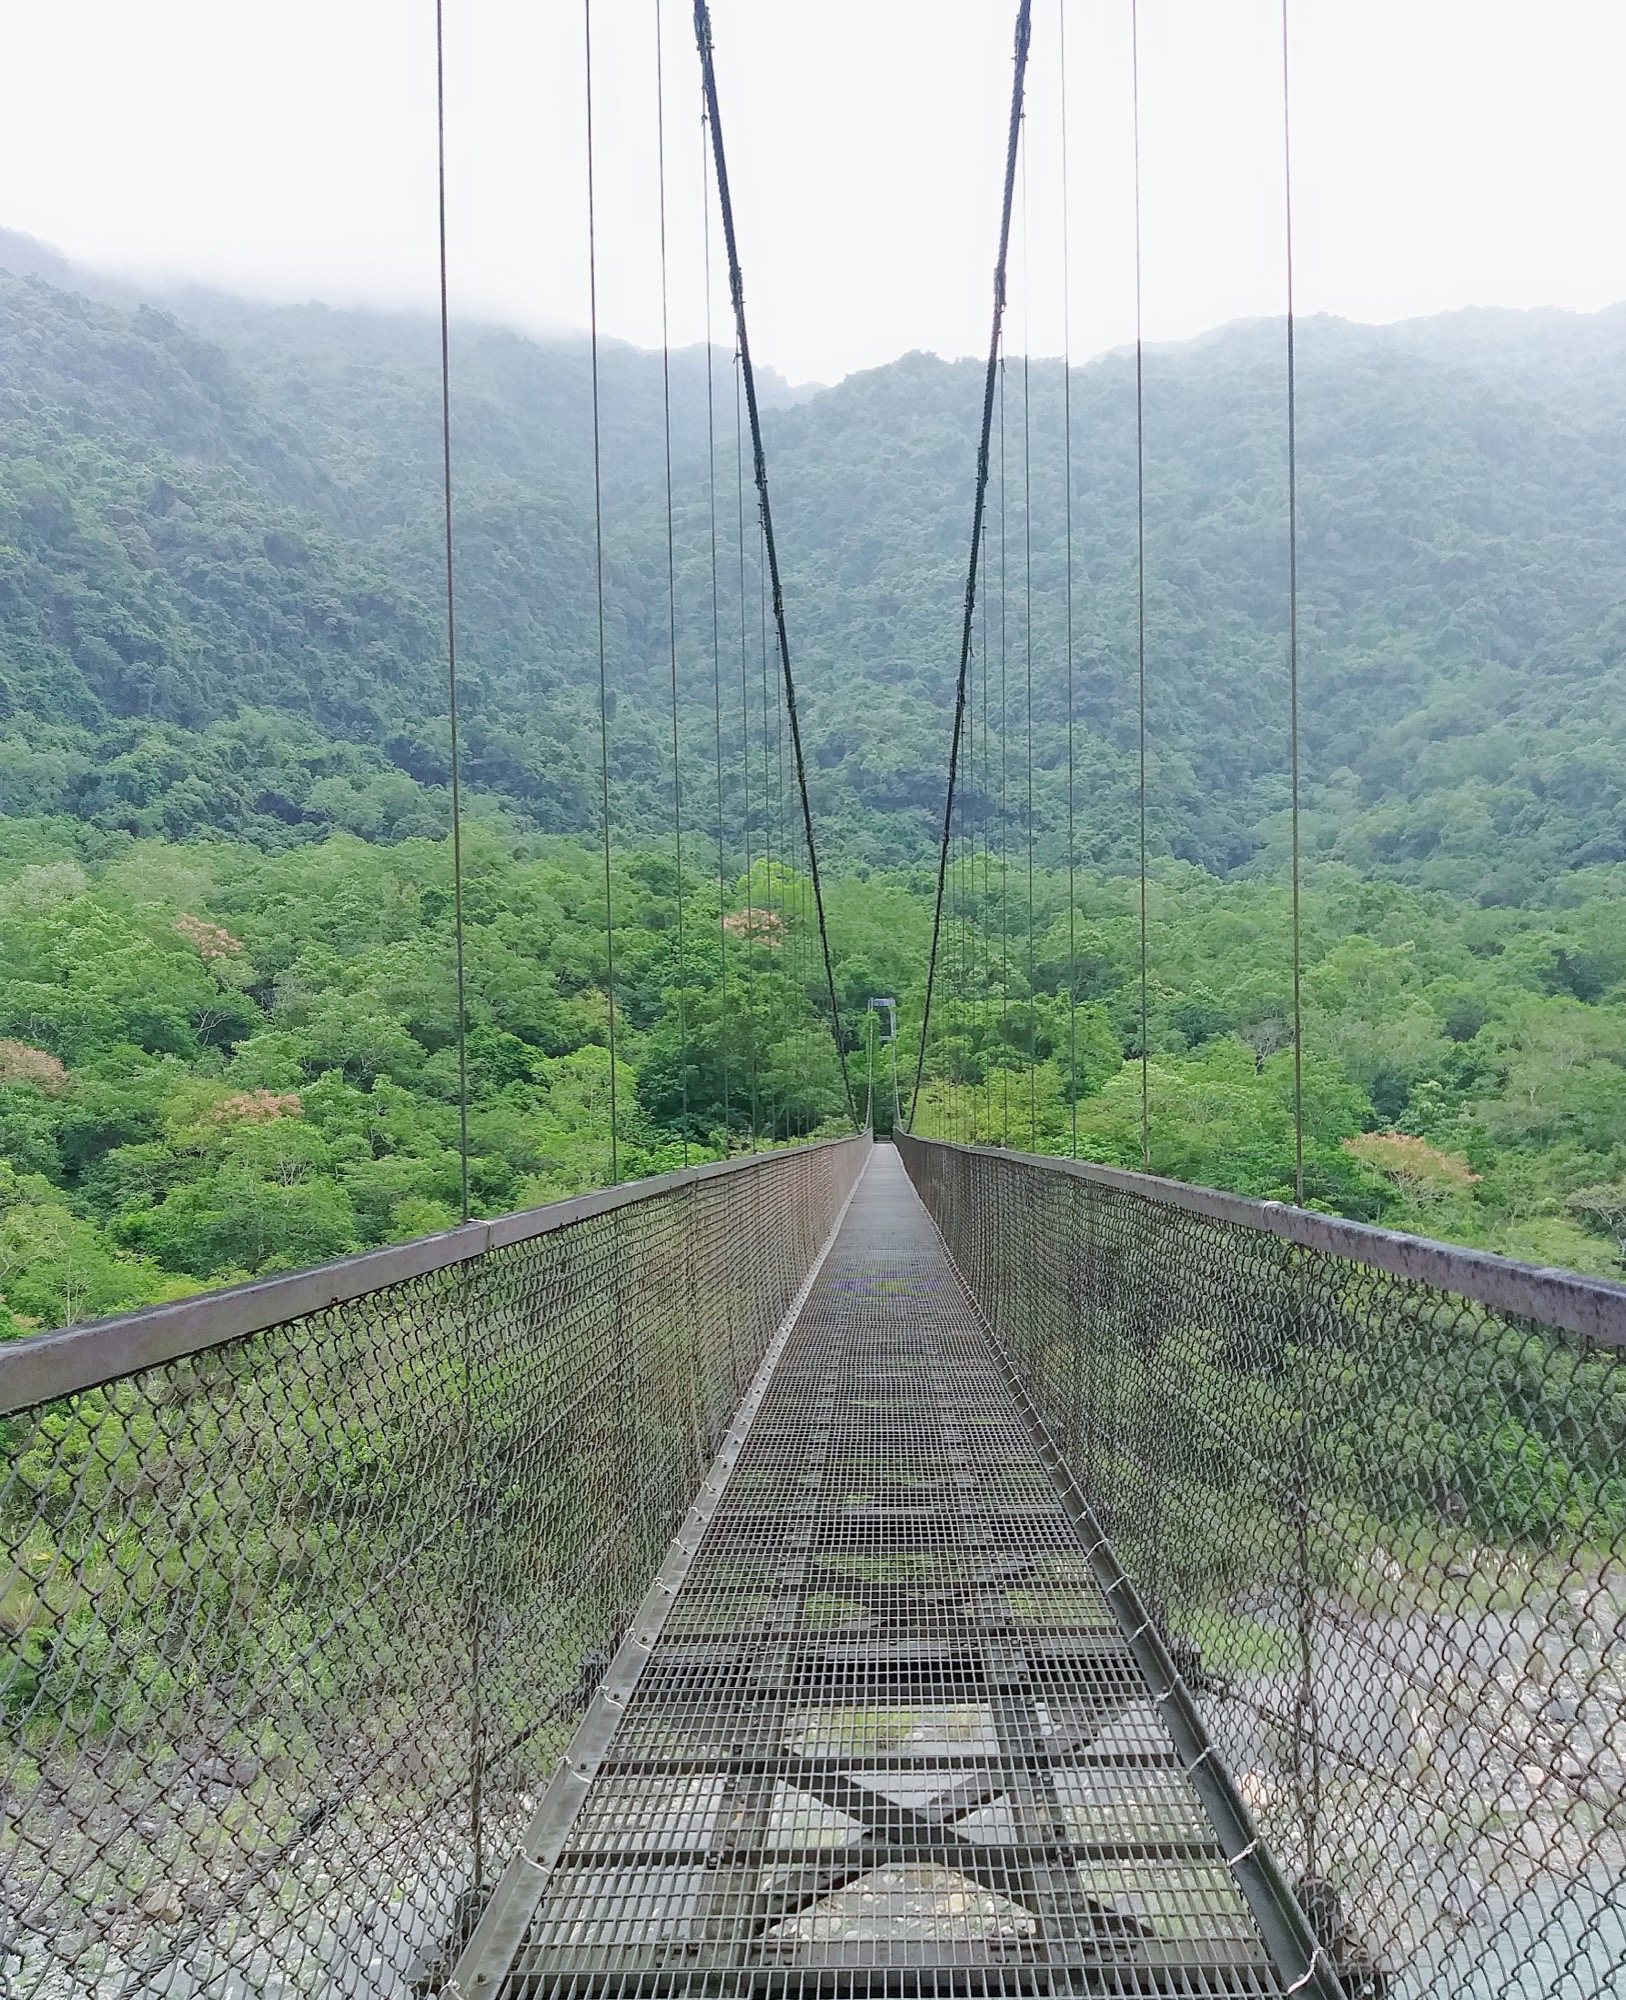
[{"left": 476, "top": 1145, "right": 1286, "bottom": 1997}]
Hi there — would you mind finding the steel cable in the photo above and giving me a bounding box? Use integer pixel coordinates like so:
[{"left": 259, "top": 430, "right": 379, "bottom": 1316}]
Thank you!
[
  {"left": 734, "top": 357, "right": 758, "bottom": 1149},
  {"left": 1000, "top": 355, "right": 1011, "bottom": 1148},
  {"left": 909, "top": 0, "right": 1033, "bottom": 1130},
  {"left": 695, "top": 0, "right": 857, "bottom": 1130},
  {"left": 958, "top": 671, "right": 970, "bottom": 1141},
  {"left": 702, "top": 106, "right": 731, "bottom": 1154},
  {"left": 981, "top": 565, "right": 993, "bottom": 1141},
  {"left": 433, "top": 0, "right": 470, "bottom": 1227},
  {"left": 584, "top": 0, "right": 619, "bottom": 1185},
  {"left": 758, "top": 515, "right": 775, "bottom": 1127},
  {"left": 654, "top": 0, "right": 689, "bottom": 1167},
  {"left": 960, "top": 640, "right": 973, "bottom": 1141},
  {"left": 1132, "top": 0, "right": 1149, "bottom": 1176},
  {"left": 1060, "top": 0, "right": 1078, "bottom": 1159},
  {"left": 967, "top": 603, "right": 980, "bottom": 1140},
  {"left": 432, "top": 0, "right": 482, "bottom": 1910},
  {"left": 1281, "top": 0, "right": 1306, "bottom": 1206},
  {"left": 1021, "top": 128, "right": 1037, "bottom": 1152}
]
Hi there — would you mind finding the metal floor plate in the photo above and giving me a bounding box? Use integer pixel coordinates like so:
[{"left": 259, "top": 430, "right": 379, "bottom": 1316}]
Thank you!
[{"left": 495, "top": 1148, "right": 1287, "bottom": 1997}]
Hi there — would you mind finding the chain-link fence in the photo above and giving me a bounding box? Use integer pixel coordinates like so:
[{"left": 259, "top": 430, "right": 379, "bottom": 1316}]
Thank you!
[
  {"left": 0, "top": 1136, "right": 867, "bottom": 2000},
  {"left": 898, "top": 1133, "right": 1626, "bottom": 2000}
]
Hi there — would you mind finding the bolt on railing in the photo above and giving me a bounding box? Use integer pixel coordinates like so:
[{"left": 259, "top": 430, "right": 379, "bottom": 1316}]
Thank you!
[
  {"left": 0, "top": 1136, "right": 869, "bottom": 1999},
  {"left": 899, "top": 1132, "right": 1626, "bottom": 2000}
]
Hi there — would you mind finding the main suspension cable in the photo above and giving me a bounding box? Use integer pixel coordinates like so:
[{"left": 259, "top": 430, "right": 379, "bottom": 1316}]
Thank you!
[
  {"left": 910, "top": 0, "right": 1033, "bottom": 1129},
  {"left": 694, "top": 0, "right": 857, "bottom": 1129},
  {"left": 433, "top": 0, "right": 471, "bottom": 1227},
  {"left": 584, "top": 0, "right": 619, "bottom": 1185}
]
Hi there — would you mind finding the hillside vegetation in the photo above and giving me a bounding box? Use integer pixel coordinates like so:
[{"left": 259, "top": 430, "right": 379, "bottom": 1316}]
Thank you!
[
  {"left": 0, "top": 814, "right": 860, "bottom": 1335},
  {"left": 3, "top": 236, "right": 1626, "bottom": 1325},
  {"left": 4, "top": 806, "right": 1625, "bottom": 1336},
  {"left": 6, "top": 236, "right": 1626, "bottom": 888}
]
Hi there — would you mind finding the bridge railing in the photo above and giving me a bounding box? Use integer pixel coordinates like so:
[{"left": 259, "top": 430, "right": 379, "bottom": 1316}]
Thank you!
[
  {"left": 899, "top": 1131, "right": 1625, "bottom": 2000},
  {"left": 0, "top": 1133, "right": 868, "bottom": 2000}
]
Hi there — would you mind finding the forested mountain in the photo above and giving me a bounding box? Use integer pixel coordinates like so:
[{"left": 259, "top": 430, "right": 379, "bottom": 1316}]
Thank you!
[
  {"left": 5, "top": 228, "right": 1626, "bottom": 894},
  {"left": 5, "top": 231, "right": 1626, "bottom": 1326}
]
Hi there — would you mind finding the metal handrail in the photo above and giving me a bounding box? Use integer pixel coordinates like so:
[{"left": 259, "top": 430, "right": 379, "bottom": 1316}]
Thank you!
[
  {"left": 0, "top": 1135, "right": 864, "bottom": 1413},
  {"left": 899, "top": 1131, "right": 1625, "bottom": 1998},
  {"left": 906, "top": 1135, "right": 1626, "bottom": 1348}
]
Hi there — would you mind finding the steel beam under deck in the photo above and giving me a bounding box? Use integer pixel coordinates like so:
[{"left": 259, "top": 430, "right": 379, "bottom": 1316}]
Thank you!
[{"left": 452, "top": 1146, "right": 1327, "bottom": 2000}]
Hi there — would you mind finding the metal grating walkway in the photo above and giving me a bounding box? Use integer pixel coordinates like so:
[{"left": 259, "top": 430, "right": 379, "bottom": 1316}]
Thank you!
[{"left": 468, "top": 1146, "right": 1291, "bottom": 1997}]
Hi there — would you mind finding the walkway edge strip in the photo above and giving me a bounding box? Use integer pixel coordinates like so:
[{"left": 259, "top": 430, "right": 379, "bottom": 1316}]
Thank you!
[{"left": 445, "top": 1141, "right": 873, "bottom": 1999}]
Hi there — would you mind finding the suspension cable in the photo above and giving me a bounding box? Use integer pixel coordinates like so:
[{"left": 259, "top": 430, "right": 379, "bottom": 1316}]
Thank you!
[
  {"left": 980, "top": 565, "right": 992, "bottom": 1142},
  {"left": 1281, "top": 0, "right": 1305, "bottom": 1206},
  {"left": 957, "top": 632, "right": 971, "bottom": 1140},
  {"left": 584, "top": 0, "right": 619, "bottom": 1185},
  {"left": 965, "top": 598, "right": 978, "bottom": 1141},
  {"left": 770, "top": 528, "right": 793, "bottom": 1122},
  {"left": 654, "top": 0, "right": 689, "bottom": 1167},
  {"left": 433, "top": 0, "right": 470, "bottom": 1227},
  {"left": 910, "top": 0, "right": 1032, "bottom": 1129},
  {"left": 702, "top": 104, "right": 730, "bottom": 1153},
  {"left": 1021, "top": 130, "right": 1037, "bottom": 1152},
  {"left": 434, "top": 15, "right": 481, "bottom": 1889},
  {"left": 694, "top": 0, "right": 856, "bottom": 1129},
  {"left": 1060, "top": 0, "right": 1078, "bottom": 1159},
  {"left": 1000, "top": 356, "right": 1011, "bottom": 1149},
  {"left": 758, "top": 517, "right": 775, "bottom": 1079},
  {"left": 1132, "top": 0, "right": 1149, "bottom": 1176},
  {"left": 952, "top": 652, "right": 966, "bottom": 1140},
  {"left": 759, "top": 522, "right": 783, "bottom": 1140},
  {"left": 734, "top": 354, "right": 758, "bottom": 1151}
]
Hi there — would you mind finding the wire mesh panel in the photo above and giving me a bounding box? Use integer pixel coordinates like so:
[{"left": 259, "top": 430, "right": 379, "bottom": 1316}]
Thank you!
[
  {"left": 900, "top": 1133, "right": 1626, "bottom": 2000},
  {"left": 462, "top": 1145, "right": 1333, "bottom": 2000},
  {"left": 0, "top": 1136, "right": 867, "bottom": 2000}
]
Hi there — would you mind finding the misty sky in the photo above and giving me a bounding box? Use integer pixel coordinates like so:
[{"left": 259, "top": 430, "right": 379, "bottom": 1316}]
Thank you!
[{"left": 6, "top": 1, "right": 1626, "bottom": 386}]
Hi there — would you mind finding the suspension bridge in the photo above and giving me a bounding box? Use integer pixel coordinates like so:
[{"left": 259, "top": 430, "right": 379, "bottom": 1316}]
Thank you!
[{"left": 2, "top": 5, "right": 1623, "bottom": 1999}]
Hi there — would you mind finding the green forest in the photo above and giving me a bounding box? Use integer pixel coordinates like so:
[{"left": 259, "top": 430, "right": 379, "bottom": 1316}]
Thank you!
[
  {"left": 3, "top": 231, "right": 1626, "bottom": 1332},
  {"left": 5, "top": 806, "right": 1625, "bottom": 1336}
]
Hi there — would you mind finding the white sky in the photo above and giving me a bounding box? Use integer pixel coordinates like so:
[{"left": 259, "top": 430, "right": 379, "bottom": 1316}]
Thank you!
[{"left": 4, "top": 2, "right": 1626, "bottom": 386}]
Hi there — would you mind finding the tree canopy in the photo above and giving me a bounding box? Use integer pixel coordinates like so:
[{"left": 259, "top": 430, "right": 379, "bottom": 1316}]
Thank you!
[{"left": 4, "top": 242, "right": 1626, "bottom": 1329}]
